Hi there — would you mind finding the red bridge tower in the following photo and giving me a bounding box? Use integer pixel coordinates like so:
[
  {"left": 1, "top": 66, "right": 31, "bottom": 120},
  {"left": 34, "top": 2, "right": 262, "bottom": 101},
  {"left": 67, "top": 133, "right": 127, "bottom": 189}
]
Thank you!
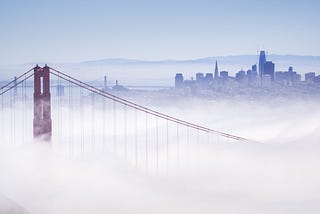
[{"left": 33, "top": 65, "right": 52, "bottom": 141}]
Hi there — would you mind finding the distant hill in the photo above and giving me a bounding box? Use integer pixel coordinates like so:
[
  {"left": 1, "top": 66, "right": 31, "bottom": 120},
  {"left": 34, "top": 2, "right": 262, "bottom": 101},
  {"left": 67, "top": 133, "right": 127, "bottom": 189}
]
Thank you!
[
  {"left": 1, "top": 55, "right": 320, "bottom": 85},
  {"left": 80, "top": 55, "right": 320, "bottom": 67}
]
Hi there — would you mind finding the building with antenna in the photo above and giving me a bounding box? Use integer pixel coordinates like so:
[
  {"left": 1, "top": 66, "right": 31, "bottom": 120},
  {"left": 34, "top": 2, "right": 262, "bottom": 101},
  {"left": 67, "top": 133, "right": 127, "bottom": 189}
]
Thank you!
[{"left": 259, "top": 51, "right": 266, "bottom": 77}]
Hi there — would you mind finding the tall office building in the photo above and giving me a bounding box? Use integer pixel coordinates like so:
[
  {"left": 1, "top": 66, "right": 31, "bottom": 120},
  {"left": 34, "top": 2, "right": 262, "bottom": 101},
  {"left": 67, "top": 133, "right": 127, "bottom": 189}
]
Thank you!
[
  {"left": 175, "top": 73, "right": 184, "bottom": 88},
  {"left": 252, "top": 64, "right": 257, "bottom": 73},
  {"left": 259, "top": 51, "right": 266, "bottom": 77},
  {"left": 214, "top": 60, "right": 219, "bottom": 79},
  {"left": 288, "top": 66, "right": 293, "bottom": 73},
  {"left": 264, "top": 61, "right": 275, "bottom": 81},
  {"left": 305, "top": 72, "right": 315, "bottom": 83},
  {"left": 220, "top": 71, "right": 229, "bottom": 80},
  {"left": 205, "top": 73, "right": 213, "bottom": 83}
]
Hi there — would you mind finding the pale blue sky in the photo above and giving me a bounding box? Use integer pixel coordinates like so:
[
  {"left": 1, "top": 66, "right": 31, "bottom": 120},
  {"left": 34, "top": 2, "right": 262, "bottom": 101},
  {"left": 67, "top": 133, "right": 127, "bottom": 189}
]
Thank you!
[{"left": 0, "top": 0, "right": 319, "bottom": 65}]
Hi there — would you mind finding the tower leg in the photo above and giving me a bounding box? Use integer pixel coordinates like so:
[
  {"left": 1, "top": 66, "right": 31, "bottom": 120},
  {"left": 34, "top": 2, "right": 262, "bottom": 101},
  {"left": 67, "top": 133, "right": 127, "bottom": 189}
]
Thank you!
[{"left": 33, "top": 65, "right": 52, "bottom": 141}]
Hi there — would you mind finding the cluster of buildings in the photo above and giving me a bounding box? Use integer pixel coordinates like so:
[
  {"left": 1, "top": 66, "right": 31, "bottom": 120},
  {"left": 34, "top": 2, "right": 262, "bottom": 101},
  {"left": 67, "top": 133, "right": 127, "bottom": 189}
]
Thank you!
[{"left": 175, "top": 51, "right": 320, "bottom": 93}]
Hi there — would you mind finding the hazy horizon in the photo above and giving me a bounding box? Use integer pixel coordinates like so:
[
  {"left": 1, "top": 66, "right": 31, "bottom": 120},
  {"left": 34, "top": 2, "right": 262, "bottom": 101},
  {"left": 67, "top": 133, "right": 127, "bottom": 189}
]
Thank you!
[
  {"left": 1, "top": 0, "right": 320, "bottom": 213},
  {"left": 1, "top": 0, "right": 320, "bottom": 65}
]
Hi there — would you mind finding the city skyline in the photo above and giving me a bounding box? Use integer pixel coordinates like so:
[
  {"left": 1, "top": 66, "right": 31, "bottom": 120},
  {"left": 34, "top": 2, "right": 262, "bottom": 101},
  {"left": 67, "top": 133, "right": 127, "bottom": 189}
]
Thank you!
[
  {"left": 1, "top": 1, "right": 320, "bottom": 213},
  {"left": 0, "top": 0, "right": 320, "bottom": 65}
]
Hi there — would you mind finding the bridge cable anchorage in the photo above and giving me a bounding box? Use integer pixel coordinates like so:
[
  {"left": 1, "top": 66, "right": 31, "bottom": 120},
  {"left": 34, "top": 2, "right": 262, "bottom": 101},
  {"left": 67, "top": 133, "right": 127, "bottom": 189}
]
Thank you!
[{"left": 48, "top": 67, "right": 257, "bottom": 143}]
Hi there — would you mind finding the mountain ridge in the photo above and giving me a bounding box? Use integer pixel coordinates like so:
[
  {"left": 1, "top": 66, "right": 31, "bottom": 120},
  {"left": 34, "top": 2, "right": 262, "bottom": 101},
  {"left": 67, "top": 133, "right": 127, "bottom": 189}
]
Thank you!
[{"left": 80, "top": 54, "right": 320, "bottom": 66}]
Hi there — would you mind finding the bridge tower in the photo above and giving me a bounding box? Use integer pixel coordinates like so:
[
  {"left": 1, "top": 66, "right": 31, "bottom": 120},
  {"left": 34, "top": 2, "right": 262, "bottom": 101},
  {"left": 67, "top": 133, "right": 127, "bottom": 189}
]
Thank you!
[{"left": 33, "top": 65, "right": 52, "bottom": 141}]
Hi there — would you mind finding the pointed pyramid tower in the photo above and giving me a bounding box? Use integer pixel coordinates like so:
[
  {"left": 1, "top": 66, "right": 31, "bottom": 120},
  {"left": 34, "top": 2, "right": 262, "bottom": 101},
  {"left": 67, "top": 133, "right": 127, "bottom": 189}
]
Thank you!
[{"left": 214, "top": 60, "right": 219, "bottom": 79}]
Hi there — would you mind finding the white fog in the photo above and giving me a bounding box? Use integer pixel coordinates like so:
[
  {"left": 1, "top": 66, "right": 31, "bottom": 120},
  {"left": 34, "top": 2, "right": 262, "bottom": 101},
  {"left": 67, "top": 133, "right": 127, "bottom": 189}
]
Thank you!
[{"left": 1, "top": 92, "right": 320, "bottom": 214}]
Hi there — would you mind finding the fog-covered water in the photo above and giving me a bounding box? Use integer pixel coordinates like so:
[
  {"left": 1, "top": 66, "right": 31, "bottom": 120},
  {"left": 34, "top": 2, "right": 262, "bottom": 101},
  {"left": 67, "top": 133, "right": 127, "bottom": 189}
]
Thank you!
[{"left": 0, "top": 91, "right": 320, "bottom": 214}]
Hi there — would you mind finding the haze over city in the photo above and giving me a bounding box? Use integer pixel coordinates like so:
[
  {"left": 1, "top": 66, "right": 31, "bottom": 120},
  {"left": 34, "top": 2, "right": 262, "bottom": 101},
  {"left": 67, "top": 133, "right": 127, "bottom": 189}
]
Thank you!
[
  {"left": 1, "top": 1, "right": 320, "bottom": 214},
  {"left": 1, "top": 0, "right": 320, "bottom": 65}
]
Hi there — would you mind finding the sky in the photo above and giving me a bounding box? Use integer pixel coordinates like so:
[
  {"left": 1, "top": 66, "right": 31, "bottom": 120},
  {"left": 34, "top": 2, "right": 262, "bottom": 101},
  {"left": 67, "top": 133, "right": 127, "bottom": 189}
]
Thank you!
[{"left": 0, "top": 0, "right": 320, "bottom": 65}]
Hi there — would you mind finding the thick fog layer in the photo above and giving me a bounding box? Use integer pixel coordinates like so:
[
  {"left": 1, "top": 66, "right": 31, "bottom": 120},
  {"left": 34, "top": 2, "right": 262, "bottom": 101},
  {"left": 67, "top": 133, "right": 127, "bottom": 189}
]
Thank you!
[{"left": 0, "top": 94, "right": 320, "bottom": 214}]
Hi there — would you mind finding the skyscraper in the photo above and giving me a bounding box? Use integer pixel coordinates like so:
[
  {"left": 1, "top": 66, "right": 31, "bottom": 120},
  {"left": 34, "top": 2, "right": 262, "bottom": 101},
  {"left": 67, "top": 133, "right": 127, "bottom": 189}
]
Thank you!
[
  {"left": 252, "top": 64, "right": 257, "bottom": 73},
  {"left": 175, "top": 73, "right": 184, "bottom": 88},
  {"left": 214, "top": 60, "right": 219, "bottom": 79},
  {"left": 264, "top": 61, "right": 275, "bottom": 81},
  {"left": 259, "top": 51, "right": 266, "bottom": 77},
  {"left": 288, "top": 66, "right": 293, "bottom": 73}
]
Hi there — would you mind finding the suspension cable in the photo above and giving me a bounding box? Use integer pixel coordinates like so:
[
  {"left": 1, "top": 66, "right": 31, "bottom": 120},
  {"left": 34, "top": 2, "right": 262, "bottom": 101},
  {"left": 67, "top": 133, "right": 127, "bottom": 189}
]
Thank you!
[
  {"left": 0, "top": 68, "right": 34, "bottom": 90},
  {"left": 49, "top": 67, "right": 252, "bottom": 142},
  {"left": 0, "top": 73, "right": 34, "bottom": 96}
]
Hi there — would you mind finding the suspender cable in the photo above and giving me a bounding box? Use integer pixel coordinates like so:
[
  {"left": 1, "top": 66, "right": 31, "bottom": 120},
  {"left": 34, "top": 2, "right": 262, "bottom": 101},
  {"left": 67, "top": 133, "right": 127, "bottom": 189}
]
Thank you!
[
  {"left": 113, "top": 100, "right": 116, "bottom": 152},
  {"left": 0, "top": 72, "right": 34, "bottom": 96},
  {"left": 197, "top": 128, "right": 200, "bottom": 144},
  {"left": 156, "top": 116, "right": 159, "bottom": 175},
  {"left": 176, "top": 122, "right": 179, "bottom": 165},
  {"left": 186, "top": 125, "right": 190, "bottom": 166},
  {"left": 91, "top": 93, "right": 95, "bottom": 152},
  {"left": 0, "top": 86, "right": 3, "bottom": 144},
  {"left": 124, "top": 104, "right": 127, "bottom": 160},
  {"left": 187, "top": 126, "right": 189, "bottom": 153},
  {"left": 70, "top": 81, "right": 73, "bottom": 155},
  {"left": 49, "top": 68, "right": 253, "bottom": 143},
  {"left": 135, "top": 107, "right": 138, "bottom": 167},
  {"left": 24, "top": 77, "right": 27, "bottom": 141},
  {"left": 68, "top": 80, "right": 72, "bottom": 156},
  {"left": 0, "top": 68, "right": 34, "bottom": 91},
  {"left": 57, "top": 76, "right": 61, "bottom": 148},
  {"left": 10, "top": 89, "right": 13, "bottom": 144},
  {"left": 80, "top": 83, "right": 84, "bottom": 153},
  {"left": 145, "top": 112, "right": 148, "bottom": 170},
  {"left": 103, "top": 92, "right": 106, "bottom": 150},
  {"left": 23, "top": 75, "right": 27, "bottom": 143},
  {"left": 21, "top": 76, "right": 24, "bottom": 144},
  {"left": 166, "top": 118, "right": 169, "bottom": 173}
]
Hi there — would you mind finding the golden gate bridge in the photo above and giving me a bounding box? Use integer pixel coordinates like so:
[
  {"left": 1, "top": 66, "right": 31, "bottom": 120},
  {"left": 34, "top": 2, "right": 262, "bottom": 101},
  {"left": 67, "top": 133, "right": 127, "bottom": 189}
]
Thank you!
[{"left": 0, "top": 65, "right": 256, "bottom": 174}]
